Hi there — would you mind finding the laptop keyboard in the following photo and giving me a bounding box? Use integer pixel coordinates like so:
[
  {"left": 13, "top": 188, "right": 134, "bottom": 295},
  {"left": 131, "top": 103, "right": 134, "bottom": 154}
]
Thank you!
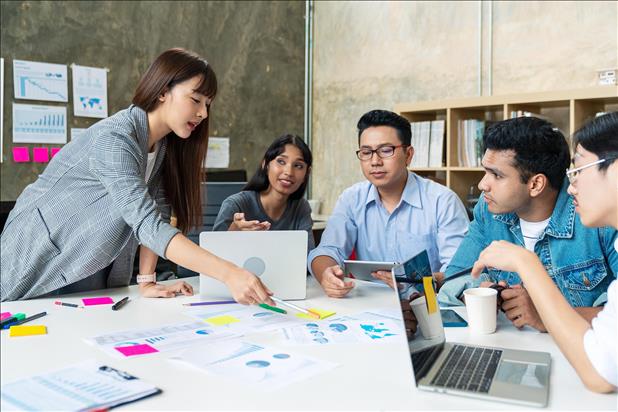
[{"left": 430, "top": 344, "right": 502, "bottom": 393}]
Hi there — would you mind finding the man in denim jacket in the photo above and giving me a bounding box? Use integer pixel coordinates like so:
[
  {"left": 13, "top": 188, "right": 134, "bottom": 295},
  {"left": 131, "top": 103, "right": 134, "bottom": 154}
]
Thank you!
[{"left": 438, "top": 117, "right": 618, "bottom": 332}]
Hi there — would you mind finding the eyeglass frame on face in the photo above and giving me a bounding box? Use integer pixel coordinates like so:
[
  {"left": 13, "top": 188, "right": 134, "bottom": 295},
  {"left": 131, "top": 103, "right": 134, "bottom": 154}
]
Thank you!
[
  {"left": 565, "top": 158, "right": 611, "bottom": 184},
  {"left": 356, "top": 144, "right": 408, "bottom": 161}
]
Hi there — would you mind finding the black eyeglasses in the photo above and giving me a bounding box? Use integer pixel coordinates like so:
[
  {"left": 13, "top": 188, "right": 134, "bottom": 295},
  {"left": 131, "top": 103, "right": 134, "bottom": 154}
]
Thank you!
[{"left": 356, "top": 145, "right": 407, "bottom": 161}]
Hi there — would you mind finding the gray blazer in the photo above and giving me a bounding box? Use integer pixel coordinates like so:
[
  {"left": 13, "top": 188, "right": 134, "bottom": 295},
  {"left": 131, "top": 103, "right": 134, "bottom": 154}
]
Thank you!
[{"left": 1, "top": 105, "right": 180, "bottom": 301}]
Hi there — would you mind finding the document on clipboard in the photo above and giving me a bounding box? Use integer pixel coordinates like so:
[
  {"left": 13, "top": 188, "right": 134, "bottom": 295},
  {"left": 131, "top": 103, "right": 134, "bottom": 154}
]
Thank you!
[{"left": 0, "top": 360, "right": 161, "bottom": 411}]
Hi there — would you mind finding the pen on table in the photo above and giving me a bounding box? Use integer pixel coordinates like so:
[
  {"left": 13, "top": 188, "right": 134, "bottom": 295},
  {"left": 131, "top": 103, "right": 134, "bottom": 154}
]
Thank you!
[
  {"left": 440, "top": 267, "right": 474, "bottom": 284},
  {"left": 0, "top": 313, "right": 26, "bottom": 329},
  {"left": 11, "top": 311, "right": 47, "bottom": 326},
  {"left": 182, "top": 300, "right": 237, "bottom": 307},
  {"left": 270, "top": 296, "right": 320, "bottom": 319},
  {"left": 54, "top": 300, "right": 84, "bottom": 309},
  {"left": 112, "top": 297, "right": 129, "bottom": 311},
  {"left": 258, "top": 303, "right": 287, "bottom": 314}
]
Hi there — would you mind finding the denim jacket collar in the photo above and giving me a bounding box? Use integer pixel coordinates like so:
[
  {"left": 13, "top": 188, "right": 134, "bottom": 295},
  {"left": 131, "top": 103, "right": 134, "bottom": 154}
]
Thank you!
[{"left": 492, "top": 180, "right": 575, "bottom": 239}]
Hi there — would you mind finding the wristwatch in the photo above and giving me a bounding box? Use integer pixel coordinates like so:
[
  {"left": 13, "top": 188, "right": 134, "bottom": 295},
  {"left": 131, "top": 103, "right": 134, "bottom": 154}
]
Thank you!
[{"left": 137, "top": 273, "right": 156, "bottom": 284}]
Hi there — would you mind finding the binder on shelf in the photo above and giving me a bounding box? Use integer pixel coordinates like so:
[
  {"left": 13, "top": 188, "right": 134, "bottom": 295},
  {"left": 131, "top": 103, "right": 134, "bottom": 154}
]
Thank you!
[{"left": 428, "top": 120, "right": 445, "bottom": 167}]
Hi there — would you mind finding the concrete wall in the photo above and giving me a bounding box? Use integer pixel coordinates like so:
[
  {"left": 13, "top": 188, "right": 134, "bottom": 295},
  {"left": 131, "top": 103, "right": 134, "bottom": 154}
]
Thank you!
[
  {"left": 311, "top": 0, "right": 618, "bottom": 213},
  {"left": 0, "top": 1, "right": 305, "bottom": 200}
]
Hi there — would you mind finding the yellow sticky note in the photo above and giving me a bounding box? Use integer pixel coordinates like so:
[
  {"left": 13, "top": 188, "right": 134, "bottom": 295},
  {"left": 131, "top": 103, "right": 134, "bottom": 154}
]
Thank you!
[
  {"left": 9, "top": 325, "right": 47, "bottom": 337},
  {"left": 423, "top": 277, "right": 438, "bottom": 314},
  {"left": 205, "top": 315, "right": 240, "bottom": 326},
  {"left": 296, "top": 308, "right": 336, "bottom": 320}
]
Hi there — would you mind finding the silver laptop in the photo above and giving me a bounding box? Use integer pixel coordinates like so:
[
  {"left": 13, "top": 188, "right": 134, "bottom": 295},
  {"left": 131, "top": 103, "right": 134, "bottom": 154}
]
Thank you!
[
  {"left": 199, "top": 231, "right": 308, "bottom": 300},
  {"left": 393, "top": 276, "right": 551, "bottom": 407}
]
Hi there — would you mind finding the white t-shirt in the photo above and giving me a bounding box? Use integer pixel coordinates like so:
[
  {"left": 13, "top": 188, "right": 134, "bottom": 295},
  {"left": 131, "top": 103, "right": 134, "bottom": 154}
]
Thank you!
[
  {"left": 520, "top": 217, "right": 550, "bottom": 251},
  {"left": 144, "top": 143, "right": 160, "bottom": 182},
  {"left": 582, "top": 238, "right": 618, "bottom": 386}
]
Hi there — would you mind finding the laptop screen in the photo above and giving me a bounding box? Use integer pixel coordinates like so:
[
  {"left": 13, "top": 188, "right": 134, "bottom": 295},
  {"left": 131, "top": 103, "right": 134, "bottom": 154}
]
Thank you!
[{"left": 390, "top": 272, "right": 446, "bottom": 384}]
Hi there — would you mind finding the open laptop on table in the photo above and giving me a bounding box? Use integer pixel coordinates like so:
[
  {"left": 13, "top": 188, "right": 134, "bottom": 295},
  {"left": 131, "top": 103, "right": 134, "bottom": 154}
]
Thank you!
[
  {"left": 199, "top": 231, "right": 308, "bottom": 300},
  {"left": 393, "top": 273, "right": 551, "bottom": 407}
]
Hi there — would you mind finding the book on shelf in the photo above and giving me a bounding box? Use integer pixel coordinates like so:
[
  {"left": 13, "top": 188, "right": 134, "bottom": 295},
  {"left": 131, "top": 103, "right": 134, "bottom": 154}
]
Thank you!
[
  {"left": 410, "top": 119, "right": 444, "bottom": 168},
  {"left": 509, "top": 110, "right": 552, "bottom": 122},
  {"left": 428, "top": 120, "right": 445, "bottom": 167},
  {"left": 457, "top": 119, "right": 495, "bottom": 167}
]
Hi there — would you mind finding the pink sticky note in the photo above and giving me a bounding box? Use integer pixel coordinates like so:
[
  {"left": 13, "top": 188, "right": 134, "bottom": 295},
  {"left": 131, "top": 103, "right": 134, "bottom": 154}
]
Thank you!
[
  {"left": 51, "top": 148, "right": 61, "bottom": 158},
  {"left": 12, "top": 147, "right": 30, "bottom": 163},
  {"left": 33, "top": 147, "right": 50, "bottom": 163},
  {"left": 115, "top": 344, "right": 159, "bottom": 357},
  {"left": 82, "top": 297, "right": 114, "bottom": 306},
  {"left": 0, "top": 312, "right": 12, "bottom": 321}
]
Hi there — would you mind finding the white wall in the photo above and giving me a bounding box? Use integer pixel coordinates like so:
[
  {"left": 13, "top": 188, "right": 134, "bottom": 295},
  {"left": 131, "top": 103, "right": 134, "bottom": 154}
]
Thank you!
[{"left": 311, "top": 0, "right": 618, "bottom": 213}]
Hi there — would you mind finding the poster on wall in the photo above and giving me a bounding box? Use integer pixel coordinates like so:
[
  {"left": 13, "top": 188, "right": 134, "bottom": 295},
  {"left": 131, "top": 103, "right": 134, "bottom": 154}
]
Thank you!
[
  {"left": 70, "top": 128, "right": 87, "bottom": 141},
  {"left": 13, "top": 103, "right": 67, "bottom": 144},
  {"left": 72, "top": 64, "right": 108, "bottom": 118},
  {"left": 203, "top": 137, "right": 230, "bottom": 168},
  {"left": 13, "top": 59, "right": 68, "bottom": 102}
]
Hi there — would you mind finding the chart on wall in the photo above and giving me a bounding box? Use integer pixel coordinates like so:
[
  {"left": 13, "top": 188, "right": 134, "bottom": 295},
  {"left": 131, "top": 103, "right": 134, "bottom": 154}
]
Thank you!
[
  {"left": 72, "top": 64, "right": 108, "bottom": 118},
  {"left": 13, "top": 103, "right": 67, "bottom": 144},
  {"left": 13, "top": 59, "right": 68, "bottom": 102}
]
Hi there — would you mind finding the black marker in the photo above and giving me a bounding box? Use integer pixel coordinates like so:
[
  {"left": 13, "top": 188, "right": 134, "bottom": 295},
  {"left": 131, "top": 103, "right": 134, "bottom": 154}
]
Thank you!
[
  {"left": 12, "top": 311, "right": 47, "bottom": 326},
  {"left": 441, "top": 267, "right": 474, "bottom": 284},
  {"left": 112, "top": 296, "right": 129, "bottom": 311}
]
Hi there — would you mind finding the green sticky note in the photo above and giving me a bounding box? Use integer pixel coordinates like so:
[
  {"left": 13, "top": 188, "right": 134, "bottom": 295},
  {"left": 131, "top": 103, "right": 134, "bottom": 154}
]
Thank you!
[
  {"left": 296, "top": 308, "right": 336, "bottom": 320},
  {"left": 205, "top": 315, "right": 240, "bottom": 326}
]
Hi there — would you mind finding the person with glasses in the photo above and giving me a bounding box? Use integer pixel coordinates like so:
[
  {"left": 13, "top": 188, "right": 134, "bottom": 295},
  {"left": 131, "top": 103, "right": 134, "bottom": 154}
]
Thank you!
[
  {"left": 471, "top": 112, "right": 617, "bottom": 392},
  {"left": 308, "top": 109, "right": 469, "bottom": 299},
  {"left": 438, "top": 116, "right": 617, "bottom": 332}
]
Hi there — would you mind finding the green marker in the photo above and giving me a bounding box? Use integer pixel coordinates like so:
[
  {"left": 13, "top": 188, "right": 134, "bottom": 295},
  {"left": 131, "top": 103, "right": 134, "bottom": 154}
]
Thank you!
[{"left": 258, "top": 303, "right": 287, "bottom": 314}]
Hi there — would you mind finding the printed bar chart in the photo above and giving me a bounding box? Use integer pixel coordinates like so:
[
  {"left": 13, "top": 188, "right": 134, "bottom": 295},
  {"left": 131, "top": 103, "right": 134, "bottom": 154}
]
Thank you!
[{"left": 13, "top": 104, "right": 67, "bottom": 144}]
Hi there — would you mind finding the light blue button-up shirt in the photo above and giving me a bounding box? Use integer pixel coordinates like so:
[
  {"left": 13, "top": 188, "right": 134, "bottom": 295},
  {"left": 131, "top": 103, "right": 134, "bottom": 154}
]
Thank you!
[{"left": 308, "top": 172, "right": 469, "bottom": 277}]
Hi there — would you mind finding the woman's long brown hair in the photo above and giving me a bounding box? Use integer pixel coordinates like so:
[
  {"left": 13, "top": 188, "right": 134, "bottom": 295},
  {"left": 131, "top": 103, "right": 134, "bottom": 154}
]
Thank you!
[{"left": 132, "top": 48, "right": 217, "bottom": 234}]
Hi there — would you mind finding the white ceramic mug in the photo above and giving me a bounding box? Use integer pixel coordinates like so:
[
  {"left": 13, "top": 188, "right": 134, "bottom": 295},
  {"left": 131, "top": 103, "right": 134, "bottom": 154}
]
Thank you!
[{"left": 463, "top": 287, "right": 498, "bottom": 334}]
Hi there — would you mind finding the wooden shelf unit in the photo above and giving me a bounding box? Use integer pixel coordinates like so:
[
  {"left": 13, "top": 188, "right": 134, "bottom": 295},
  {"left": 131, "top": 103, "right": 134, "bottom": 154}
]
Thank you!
[{"left": 396, "top": 86, "right": 618, "bottom": 204}]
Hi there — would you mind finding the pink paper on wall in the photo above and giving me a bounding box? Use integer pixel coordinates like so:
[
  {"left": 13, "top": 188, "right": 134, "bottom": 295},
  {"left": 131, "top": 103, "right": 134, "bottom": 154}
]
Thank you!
[
  {"left": 51, "top": 148, "right": 61, "bottom": 158},
  {"left": 0, "top": 312, "right": 12, "bottom": 321},
  {"left": 82, "top": 297, "right": 114, "bottom": 306},
  {"left": 12, "top": 147, "right": 30, "bottom": 163},
  {"left": 33, "top": 147, "right": 50, "bottom": 163},
  {"left": 115, "top": 344, "right": 159, "bottom": 357}
]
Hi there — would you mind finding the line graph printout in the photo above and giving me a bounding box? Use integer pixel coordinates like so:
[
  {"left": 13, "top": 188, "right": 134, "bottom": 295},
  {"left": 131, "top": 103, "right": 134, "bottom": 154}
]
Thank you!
[
  {"left": 72, "top": 64, "right": 108, "bottom": 118},
  {"left": 13, "top": 103, "right": 67, "bottom": 144},
  {"left": 13, "top": 59, "right": 68, "bottom": 102}
]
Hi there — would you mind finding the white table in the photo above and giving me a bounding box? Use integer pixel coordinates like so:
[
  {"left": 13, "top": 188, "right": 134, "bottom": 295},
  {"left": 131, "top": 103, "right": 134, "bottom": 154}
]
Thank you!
[{"left": 1, "top": 277, "right": 616, "bottom": 410}]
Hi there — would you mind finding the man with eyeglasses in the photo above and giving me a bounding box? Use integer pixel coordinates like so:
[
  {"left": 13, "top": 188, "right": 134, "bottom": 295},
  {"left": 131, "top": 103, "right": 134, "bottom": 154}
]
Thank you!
[
  {"left": 308, "top": 109, "right": 469, "bottom": 301},
  {"left": 438, "top": 116, "right": 618, "bottom": 332}
]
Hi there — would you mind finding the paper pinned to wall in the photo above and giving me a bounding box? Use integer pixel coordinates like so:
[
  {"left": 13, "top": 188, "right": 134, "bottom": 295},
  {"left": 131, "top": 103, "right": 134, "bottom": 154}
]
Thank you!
[
  {"left": 13, "top": 104, "right": 67, "bottom": 144},
  {"left": 204, "top": 137, "right": 230, "bottom": 168},
  {"left": 72, "top": 65, "right": 108, "bottom": 118},
  {"left": 70, "top": 128, "right": 87, "bottom": 140},
  {"left": 13, "top": 59, "right": 68, "bottom": 102}
]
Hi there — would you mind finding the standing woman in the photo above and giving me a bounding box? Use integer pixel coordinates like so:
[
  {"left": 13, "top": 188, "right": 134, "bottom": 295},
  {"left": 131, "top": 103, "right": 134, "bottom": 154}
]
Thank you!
[
  {"left": 213, "top": 134, "right": 315, "bottom": 251},
  {"left": 1, "top": 48, "right": 273, "bottom": 305}
]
